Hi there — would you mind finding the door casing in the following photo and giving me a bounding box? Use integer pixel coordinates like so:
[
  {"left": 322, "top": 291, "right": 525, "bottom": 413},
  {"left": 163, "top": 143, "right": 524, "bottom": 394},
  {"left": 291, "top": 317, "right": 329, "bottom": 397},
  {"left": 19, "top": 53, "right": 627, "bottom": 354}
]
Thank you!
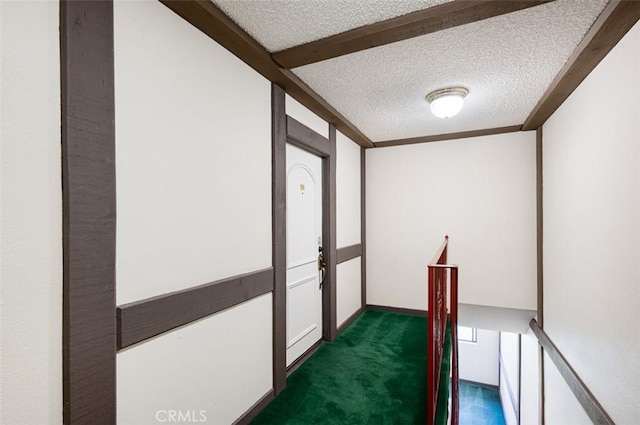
[{"left": 271, "top": 83, "right": 337, "bottom": 395}]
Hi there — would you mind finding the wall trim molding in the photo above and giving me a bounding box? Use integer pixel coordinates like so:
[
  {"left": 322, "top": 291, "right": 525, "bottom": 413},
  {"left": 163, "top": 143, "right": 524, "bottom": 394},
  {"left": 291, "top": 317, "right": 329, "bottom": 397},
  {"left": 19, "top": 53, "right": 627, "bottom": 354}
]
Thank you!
[
  {"left": 366, "top": 304, "right": 428, "bottom": 317},
  {"left": 530, "top": 319, "right": 615, "bottom": 425},
  {"left": 271, "top": 84, "right": 287, "bottom": 395},
  {"left": 360, "top": 148, "right": 367, "bottom": 309},
  {"left": 536, "top": 126, "right": 545, "bottom": 425},
  {"left": 374, "top": 125, "right": 523, "bottom": 148},
  {"left": 61, "top": 1, "right": 116, "bottom": 423},
  {"left": 286, "top": 115, "right": 331, "bottom": 156},
  {"left": 271, "top": 1, "right": 551, "bottom": 69},
  {"left": 536, "top": 126, "right": 544, "bottom": 327},
  {"left": 117, "top": 268, "right": 274, "bottom": 349},
  {"left": 323, "top": 125, "right": 338, "bottom": 341},
  {"left": 232, "top": 389, "right": 275, "bottom": 425},
  {"left": 336, "top": 244, "right": 362, "bottom": 264}
]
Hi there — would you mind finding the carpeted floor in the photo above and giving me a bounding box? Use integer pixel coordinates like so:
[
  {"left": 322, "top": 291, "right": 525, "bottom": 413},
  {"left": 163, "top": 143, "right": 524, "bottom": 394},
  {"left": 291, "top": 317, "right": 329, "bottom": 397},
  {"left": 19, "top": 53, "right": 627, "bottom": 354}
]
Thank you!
[
  {"left": 459, "top": 381, "right": 506, "bottom": 425},
  {"left": 251, "top": 309, "right": 450, "bottom": 425}
]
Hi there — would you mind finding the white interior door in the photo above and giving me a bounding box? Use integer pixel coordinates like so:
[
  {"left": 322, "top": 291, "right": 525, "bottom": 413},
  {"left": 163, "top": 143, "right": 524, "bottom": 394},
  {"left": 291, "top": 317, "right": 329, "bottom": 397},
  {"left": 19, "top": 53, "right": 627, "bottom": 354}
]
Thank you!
[{"left": 286, "top": 143, "right": 323, "bottom": 366}]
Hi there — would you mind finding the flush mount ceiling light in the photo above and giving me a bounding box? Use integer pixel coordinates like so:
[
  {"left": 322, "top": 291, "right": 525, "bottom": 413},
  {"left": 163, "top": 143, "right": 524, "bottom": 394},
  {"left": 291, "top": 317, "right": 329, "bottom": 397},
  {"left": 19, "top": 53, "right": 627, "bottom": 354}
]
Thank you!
[{"left": 426, "top": 87, "right": 469, "bottom": 119}]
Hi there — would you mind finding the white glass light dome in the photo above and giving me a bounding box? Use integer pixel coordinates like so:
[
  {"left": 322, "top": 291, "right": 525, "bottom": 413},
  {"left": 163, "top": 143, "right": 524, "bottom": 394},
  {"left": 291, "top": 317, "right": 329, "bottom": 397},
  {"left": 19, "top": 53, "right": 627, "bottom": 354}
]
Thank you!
[{"left": 426, "top": 87, "right": 469, "bottom": 119}]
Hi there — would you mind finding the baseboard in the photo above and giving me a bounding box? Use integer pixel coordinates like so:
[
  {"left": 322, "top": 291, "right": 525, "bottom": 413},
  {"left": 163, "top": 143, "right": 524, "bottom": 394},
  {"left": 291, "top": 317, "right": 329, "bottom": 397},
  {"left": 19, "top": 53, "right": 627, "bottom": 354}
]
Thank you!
[
  {"left": 459, "top": 379, "right": 499, "bottom": 391},
  {"left": 336, "top": 307, "right": 364, "bottom": 337},
  {"left": 366, "top": 304, "right": 427, "bottom": 317},
  {"left": 233, "top": 389, "right": 275, "bottom": 425}
]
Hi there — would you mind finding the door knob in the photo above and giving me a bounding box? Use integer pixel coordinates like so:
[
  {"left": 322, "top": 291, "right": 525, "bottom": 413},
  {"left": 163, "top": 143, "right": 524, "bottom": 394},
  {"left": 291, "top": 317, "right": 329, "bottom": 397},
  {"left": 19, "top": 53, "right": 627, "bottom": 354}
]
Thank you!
[{"left": 318, "top": 247, "right": 326, "bottom": 290}]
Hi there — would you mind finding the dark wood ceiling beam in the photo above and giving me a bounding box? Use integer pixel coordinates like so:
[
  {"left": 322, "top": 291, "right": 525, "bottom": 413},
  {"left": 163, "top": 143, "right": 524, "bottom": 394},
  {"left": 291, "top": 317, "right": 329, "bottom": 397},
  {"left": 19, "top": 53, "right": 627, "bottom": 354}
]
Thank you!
[
  {"left": 523, "top": 0, "right": 640, "bottom": 131},
  {"left": 158, "top": 0, "right": 374, "bottom": 148},
  {"left": 272, "top": 0, "right": 553, "bottom": 69},
  {"left": 374, "top": 125, "right": 523, "bottom": 148}
]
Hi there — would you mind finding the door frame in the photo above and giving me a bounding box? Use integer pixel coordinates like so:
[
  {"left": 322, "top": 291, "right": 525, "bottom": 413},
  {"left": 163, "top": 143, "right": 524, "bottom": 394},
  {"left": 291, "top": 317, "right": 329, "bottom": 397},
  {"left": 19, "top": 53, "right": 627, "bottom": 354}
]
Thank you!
[{"left": 272, "top": 84, "right": 337, "bottom": 395}]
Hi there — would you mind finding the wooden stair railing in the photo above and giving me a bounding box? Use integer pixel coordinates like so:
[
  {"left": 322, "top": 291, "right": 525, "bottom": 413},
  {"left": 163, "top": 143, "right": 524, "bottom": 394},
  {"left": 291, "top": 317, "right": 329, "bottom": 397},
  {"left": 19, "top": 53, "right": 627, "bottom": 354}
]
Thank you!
[{"left": 427, "top": 236, "right": 459, "bottom": 425}]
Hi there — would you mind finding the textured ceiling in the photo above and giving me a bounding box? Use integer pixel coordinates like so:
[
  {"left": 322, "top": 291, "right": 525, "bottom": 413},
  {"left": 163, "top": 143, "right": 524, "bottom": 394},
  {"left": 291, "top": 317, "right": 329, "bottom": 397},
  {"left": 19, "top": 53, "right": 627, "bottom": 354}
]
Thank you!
[
  {"left": 213, "top": 0, "right": 609, "bottom": 142},
  {"left": 214, "top": 0, "right": 450, "bottom": 52},
  {"left": 293, "top": 0, "right": 608, "bottom": 141}
]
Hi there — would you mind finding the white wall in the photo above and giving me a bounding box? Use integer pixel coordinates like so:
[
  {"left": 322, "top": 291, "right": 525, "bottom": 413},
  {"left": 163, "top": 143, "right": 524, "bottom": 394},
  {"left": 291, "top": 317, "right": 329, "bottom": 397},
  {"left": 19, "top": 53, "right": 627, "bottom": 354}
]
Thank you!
[
  {"left": 336, "top": 131, "right": 362, "bottom": 325},
  {"left": 286, "top": 94, "right": 329, "bottom": 139},
  {"left": 114, "top": 2, "right": 273, "bottom": 423},
  {"left": 336, "top": 131, "right": 361, "bottom": 248},
  {"left": 500, "top": 332, "right": 520, "bottom": 425},
  {"left": 542, "top": 21, "right": 640, "bottom": 425},
  {"left": 544, "top": 353, "right": 591, "bottom": 425},
  {"left": 366, "top": 132, "right": 537, "bottom": 311},
  {"left": 115, "top": 0, "right": 271, "bottom": 305},
  {"left": 337, "top": 258, "right": 362, "bottom": 327},
  {"left": 458, "top": 328, "right": 499, "bottom": 386},
  {"left": 499, "top": 332, "right": 520, "bottom": 425},
  {"left": 500, "top": 373, "right": 518, "bottom": 425},
  {"left": 520, "top": 330, "right": 539, "bottom": 425},
  {"left": 118, "top": 294, "right": 273, "bottom": 425},
  {"left": 0, "top": 2, "right": 62, "bottom": 424},
  {"left": 500, "top": 332, "right": 520, "bottom": 403}
]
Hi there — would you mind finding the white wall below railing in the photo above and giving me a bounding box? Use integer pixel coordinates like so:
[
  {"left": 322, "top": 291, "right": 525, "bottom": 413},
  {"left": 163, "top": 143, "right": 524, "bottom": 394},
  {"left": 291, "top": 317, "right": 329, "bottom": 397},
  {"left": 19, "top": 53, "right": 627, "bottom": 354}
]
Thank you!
[{"left": 544, "top": 353, "right": 591, "bottom": 425}]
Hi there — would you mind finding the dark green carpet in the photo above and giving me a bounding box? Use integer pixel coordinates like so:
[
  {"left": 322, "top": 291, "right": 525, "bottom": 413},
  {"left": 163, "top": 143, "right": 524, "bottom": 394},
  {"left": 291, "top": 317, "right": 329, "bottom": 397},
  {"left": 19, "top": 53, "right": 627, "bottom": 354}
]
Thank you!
[{"left": 251, "top": 310, "right": 451, "bottom": 425}]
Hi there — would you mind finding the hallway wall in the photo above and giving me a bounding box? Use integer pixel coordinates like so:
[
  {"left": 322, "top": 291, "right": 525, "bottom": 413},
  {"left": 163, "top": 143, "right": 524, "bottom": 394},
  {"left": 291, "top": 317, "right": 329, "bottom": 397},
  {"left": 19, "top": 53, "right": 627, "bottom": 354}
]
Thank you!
[
  {"left": 115, "top": 0, "right": 272, "bottom": 307},
  {"left": 113, "top": 2, "right": 367, "bottom": 422},
  {"left": 336, "top": 131, "right": 363, "bottom": 326},
  {"left": 458, "top": 328, "right": 499, "bottom": 386},
  {"left": 114, "top": 2, "right": 272, "bottom": 423},
  {"left": 542, "top": 21, "right": 640, "bottom": 425},
  {"left": 336, "top": 131, "right": 362, "bottom": 249},
  {"left": 366, "top": 131, "right": 537, "bottom": 311},
  {"left": 6, "top": 2, "right": 636, "bottom": 424},
  {"left": 0, "top": 2, "right": 62, "bottom": 424},
  {"left": 1, "top": 2, "right": 366, "bottom": 422}
]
